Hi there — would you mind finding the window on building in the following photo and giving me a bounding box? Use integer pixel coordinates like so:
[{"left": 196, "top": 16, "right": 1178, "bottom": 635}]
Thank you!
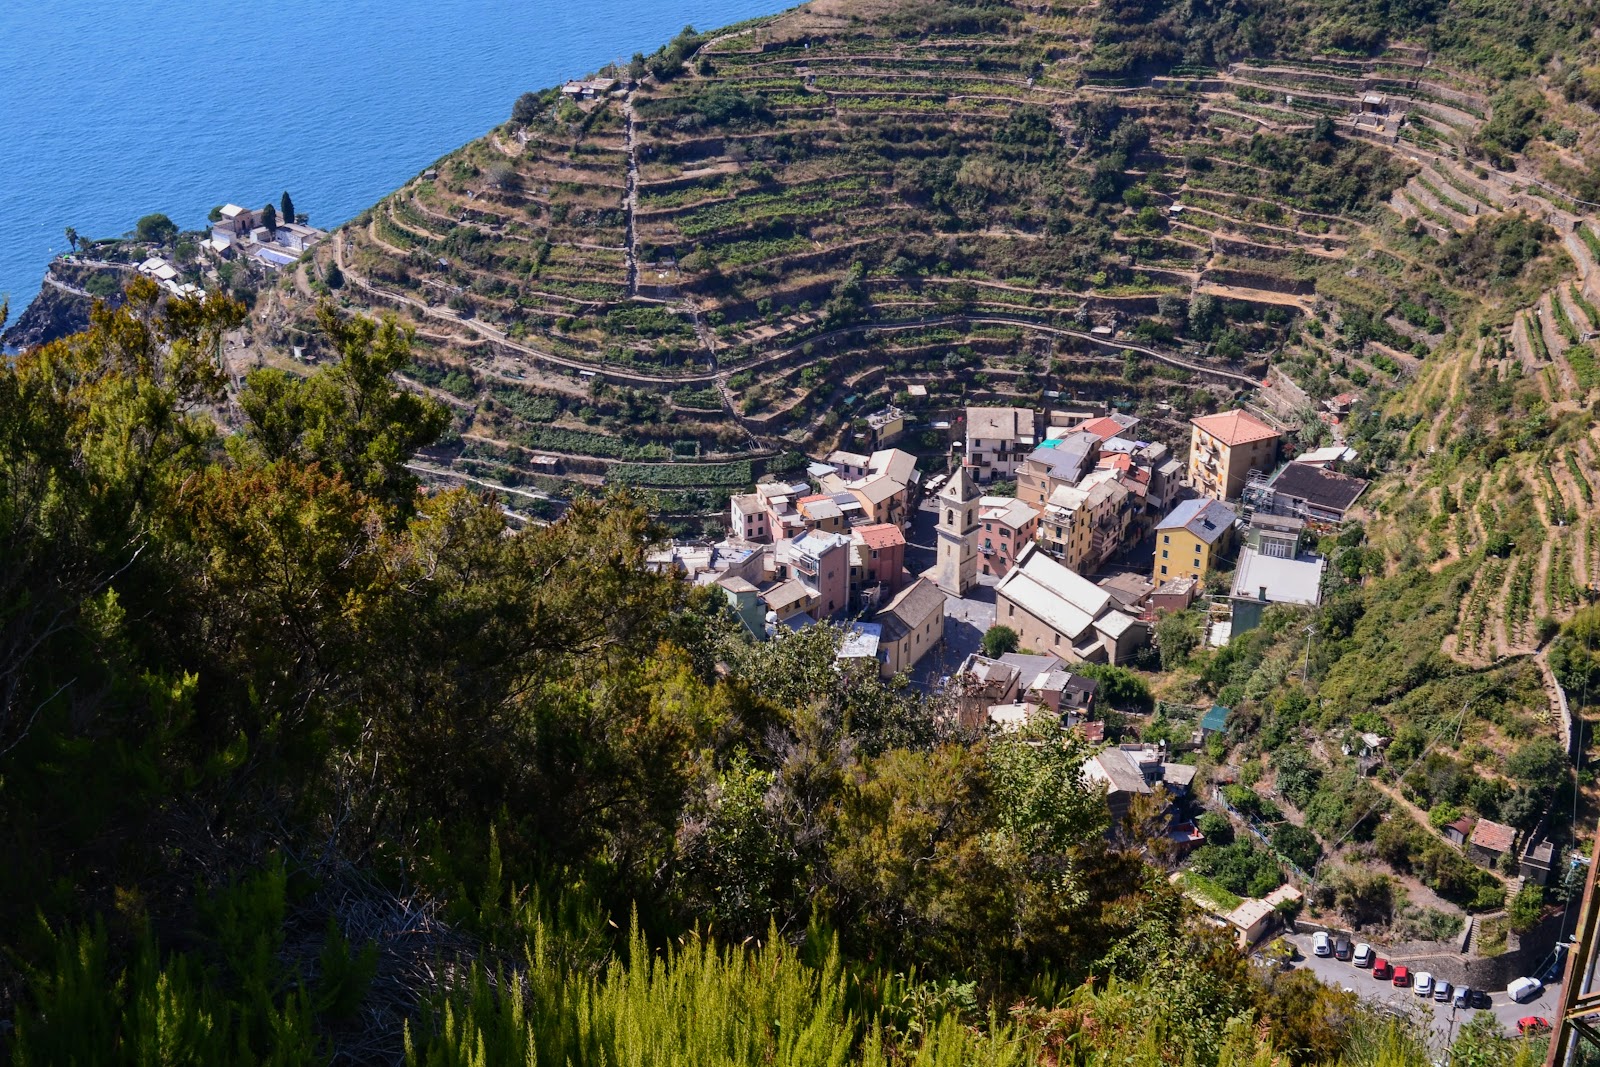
[
  {"left": 1008, "top": 605, "right": 1014, "bottom": 617},
  {"left": 1162, "top": 534, "right": 1170, "bottom": 544},
  {"left": 1161, "top": 549, "right": 1168, "bottom": 559},
  {"left": 1193, "top": 559, "right": 1200, "bottom": 568},
  {"left": 1160, "top": 565, "right": 1167, "bottom": 576}
]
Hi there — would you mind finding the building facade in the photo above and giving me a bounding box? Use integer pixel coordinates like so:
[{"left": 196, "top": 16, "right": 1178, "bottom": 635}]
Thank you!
[
  {"left": 978, "top": 496, "right": 1040, "bottom": 578},
  {"left": 1153, "top": 498, "right": 1237, "bottom": 584},
  {"left": 1186, "top": 410, "right": 1282, "bottom": 501},
  {"left": 874, "top": 578, "right": 947, "bottom": 678},
  {"left": 964, "top": 406, "right": 1036, "bottom": 483},
  {"left": 933, "top": 467, "right": 981, "bottom": 596}
]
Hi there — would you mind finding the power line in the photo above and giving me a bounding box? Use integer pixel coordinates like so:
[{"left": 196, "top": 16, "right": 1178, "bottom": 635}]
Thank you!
[{"left": 1309, "top": 698, "right": 1473, "bottom": 888}]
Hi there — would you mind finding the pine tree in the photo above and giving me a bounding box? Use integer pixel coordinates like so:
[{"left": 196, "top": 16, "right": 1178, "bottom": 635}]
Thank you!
[{"left": 281, "top": 191, "right": 295, "bottom": 227}]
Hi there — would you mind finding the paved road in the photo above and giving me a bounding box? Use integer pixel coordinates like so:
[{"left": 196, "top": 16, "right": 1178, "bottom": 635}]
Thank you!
[{"left": 1281, "top": 932, "right": 1560, "bottom": 1047}]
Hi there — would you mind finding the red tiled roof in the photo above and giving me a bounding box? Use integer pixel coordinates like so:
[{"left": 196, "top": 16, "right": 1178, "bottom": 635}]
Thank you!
[
  {"left": 1191, "top": 409, "right": 1280, "bottom": 447},
  {"left": 1081, "top": 416, "right": 1127, "bottom": 440},
  {"left": 1470, "top": 819, "right": 1515, "bottom": 853},
  {"left": 854, "top": 523, "right": 905, "bottom": 550}
]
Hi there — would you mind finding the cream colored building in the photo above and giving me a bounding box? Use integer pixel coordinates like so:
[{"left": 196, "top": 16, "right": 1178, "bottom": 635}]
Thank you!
[
  {"left": 873, "top": 577, "right": 947, "bottom": 678},
  {"left": 932, "top": 466, "right": 981, "bottom": 596},
  {"left": 1186, "top": 410, "right": 1281, "bottom": 501},
  {"left": 1036, "top": 469, "right": 1132, "bottom": 573},
  {"left": 994, "top": 544, "right": 1147, "bottom": 664},
  {"left": 964, "top": 406, "right": 1036, "bottom": 483}
]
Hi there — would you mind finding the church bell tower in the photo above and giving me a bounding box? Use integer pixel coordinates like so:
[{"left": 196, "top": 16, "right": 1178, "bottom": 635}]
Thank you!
[{"left": 933, "top": 466, "right": 980, "bottom": 597}]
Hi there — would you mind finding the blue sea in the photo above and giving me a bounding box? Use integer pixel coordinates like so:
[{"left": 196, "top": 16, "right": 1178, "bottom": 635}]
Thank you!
[{"left": 0, "top": 0, "right": 793, "bottom": 309}]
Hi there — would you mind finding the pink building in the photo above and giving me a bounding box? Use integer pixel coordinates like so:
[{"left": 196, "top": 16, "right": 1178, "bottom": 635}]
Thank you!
[
  {"left": 784, "top": 531, "right": 852, "bottom": 620},
  {"left": 853, "top": 523, "right": 907, "bottom": 597},
  {"left": 730, "top": 493, "right": 770, "bottom": 542},
  {"left": 978, "top": 496, "right": 1039, "bottom": 578}
]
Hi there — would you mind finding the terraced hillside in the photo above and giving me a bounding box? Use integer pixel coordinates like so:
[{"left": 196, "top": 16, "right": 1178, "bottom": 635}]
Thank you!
[{"left": 258, "top": 0, "right": 1600, "bottom": 581}]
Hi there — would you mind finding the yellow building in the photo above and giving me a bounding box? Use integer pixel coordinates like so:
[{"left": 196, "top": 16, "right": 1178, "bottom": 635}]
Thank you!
[
  {"left": 1187, "top": 410, "right": 1281, "bottom": 501},
  {"left": 1153, "top": 498, "right": 1237, "bottom": 584}
]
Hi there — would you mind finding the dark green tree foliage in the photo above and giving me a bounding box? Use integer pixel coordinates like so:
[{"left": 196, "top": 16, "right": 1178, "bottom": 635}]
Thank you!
[
  {"left": 0, "top": 284, "right": 1196, "bottom": 1057},
  {"left": 237, "top": 304, "right": 449, "bottom": 514},
  {"left": 1442, "top": 212, "right": 1552, "bottom": 287},
  {"left": 135, "top": 212, "right": 178, "bottom": 244},
  {"left": 262, "top": 202, "right": 278, "bottom": 235},
  {"left": 983, "top": 624, "right": 1020, "bottom": 657},
  {"left": 1473, "top": 84, "right": 1546, "bottom": 167},
  {"left": 510, "top": 91, "right": 543, "bottom": 125},
  {"left": 645, "top": 26, "right": 704, "bottom": 81},
  {"left": 281, "top": 190, "right": 296, "bottom": 226}
]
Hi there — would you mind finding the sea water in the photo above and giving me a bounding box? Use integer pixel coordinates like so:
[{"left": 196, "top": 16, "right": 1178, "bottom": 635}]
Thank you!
[{"left": 0, "top": 0, "right": 792, "bottom": 307}]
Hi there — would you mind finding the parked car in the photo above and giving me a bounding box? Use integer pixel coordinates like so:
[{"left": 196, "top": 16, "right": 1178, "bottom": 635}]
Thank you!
[
  {"left": 1373, "top": 958, "right": 1392, "bottom": 980},
  {"left": 1542, "top": 940, "right": 1568, "bottom": 985},
  {"left": 1470, "top": 989, "right": 1491, "bottom": 1009},
  {"left": 1334, "top": 937, "right": 1353, "bottom": 961},
  {"left": 1312, "top": 931, "right": 1332, "bottom": 957},
  {"left": 1353, "top": 943, "right": 1374, "bottom": 968},
  {"left": 1435, "top": 980, "right": 1453, "bottom": 1003},
  {"left": 1508, "top": 977, "right": 1545, "bottom": 1003},
  {"left": 1518, "top": 1017, "right": 1552, "bottom": 1035},
  {"left": 1415, "top": 972, "right": 1434, "bottom": 997},
  {"left": 1392, "top": 966, "right": 1411, "bottom": 987},
  {"left": 1454, "top": 986, "right": 1472, "bottom": 1009}
]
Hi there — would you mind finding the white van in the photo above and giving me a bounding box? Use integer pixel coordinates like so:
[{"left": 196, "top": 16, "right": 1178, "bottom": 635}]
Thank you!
[
  {"left": 1507, "top": 977, "right": 1544, "bottom": 1003},
  {"left": 1415, "top": 972, "right": 1434, "bottom": 997}
]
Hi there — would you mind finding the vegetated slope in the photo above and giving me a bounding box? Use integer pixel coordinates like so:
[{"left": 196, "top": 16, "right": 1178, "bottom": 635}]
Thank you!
[
  {"left": 273, "top": 0, "right": 1600, "bottom": 538},
  {"left": 269, "top": 1, "right": 1411, "bottom": 509},
  {"left": 0, "top": 283, "right": 1461, "bottom": 1067}
]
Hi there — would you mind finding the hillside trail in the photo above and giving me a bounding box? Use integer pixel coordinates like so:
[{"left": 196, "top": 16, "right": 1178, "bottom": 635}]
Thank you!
[{"left": 623, "top": 90, "right": 640, "bottom": 297}]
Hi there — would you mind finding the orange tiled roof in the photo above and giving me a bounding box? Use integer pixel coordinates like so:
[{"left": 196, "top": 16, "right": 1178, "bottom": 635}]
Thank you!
[
  {"left": 1190, "top": 409, "right": 1280, "bottom": 447},
  {"left": 854, "top": 523, "right": 905, "bottom": 550},
  {"left": 1080, "top": 416, "right": 1127, "bottom": 440}
]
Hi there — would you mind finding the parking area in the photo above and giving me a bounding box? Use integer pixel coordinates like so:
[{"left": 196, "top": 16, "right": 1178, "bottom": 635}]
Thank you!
[{"left": 1281, "top": 932, "right": 1561, "bottom": 1045}]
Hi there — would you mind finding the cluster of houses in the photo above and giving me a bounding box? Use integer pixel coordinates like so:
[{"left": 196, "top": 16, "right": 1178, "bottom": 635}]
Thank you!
[
  {"left": 136, "top": 256, "right": 204, "bottom": 300},
  {"left": 661, "top": 401, "right": 1373, "bottom": 685},
  {"left": 951, "top": 403, "right": 1371, "bottom": 643},
  {"left": 652, "top": 445, "right": 947, "bottom": 680},
  {"left": 206, "top": 203, "right": 325, "bottom": 269},
  {"left": 636, "top": 397, "right": 1387, "bottom": 868},
  {"left": 965, "top": 406, "right": 1182, "bottom": 579}
]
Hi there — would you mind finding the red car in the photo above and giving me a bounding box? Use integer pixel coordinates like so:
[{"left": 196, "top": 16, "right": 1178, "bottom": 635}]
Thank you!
[
  {"left": 1392, "top": 966, "right": 1411, "bottom": 987},
  {"left": 1518, "top": 1017, "right": 1552, "bottom": 1035},
  {"left": 1372, "top": 958, "right": 1392, "bottom": 980}
]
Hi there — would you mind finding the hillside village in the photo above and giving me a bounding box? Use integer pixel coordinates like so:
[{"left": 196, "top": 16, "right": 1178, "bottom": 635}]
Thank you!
[
  {"left": 17, "top": 0, "right": 1600, "bottom": 1052},
  {"left": 641, "top": 392, "right": 1589, "bottom": 988}
]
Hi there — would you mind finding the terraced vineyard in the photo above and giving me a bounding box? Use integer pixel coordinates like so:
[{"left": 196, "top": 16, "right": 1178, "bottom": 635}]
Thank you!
[{"left": 260, "top": 0, "right": 1600, "bottom": 577}]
